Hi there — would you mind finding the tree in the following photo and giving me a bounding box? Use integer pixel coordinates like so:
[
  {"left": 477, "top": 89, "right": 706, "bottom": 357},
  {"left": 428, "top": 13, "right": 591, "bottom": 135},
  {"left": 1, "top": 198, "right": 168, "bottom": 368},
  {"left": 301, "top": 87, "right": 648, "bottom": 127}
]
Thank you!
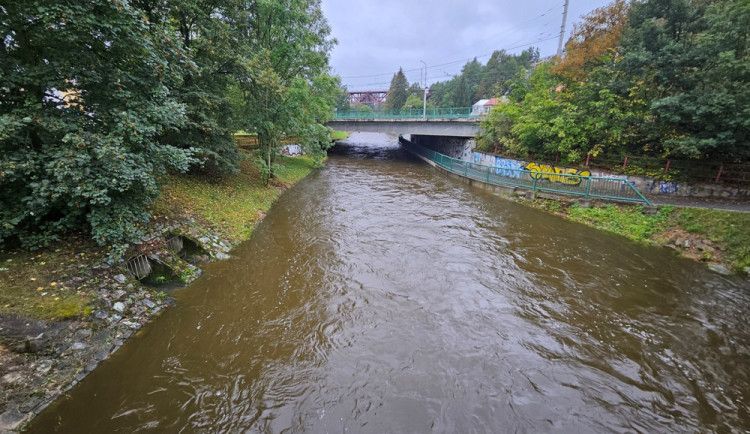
[
  {"left": 232, "top": 0, "right": 335, "bottom": 183},
  {"left": 615, "top": 0, "right": 750, "bottom": 160},
  {"left": 553, "top": 0, "right": 629, "bottom": 82},
  {"left": 385, "top": 68, "right": 409, "bottom": 110},
  {"left": 134, "top": 0, "right": 242, "bottom": 176},
  {"left": 0, "top": 0, "right": 193, "bottom": 251}
]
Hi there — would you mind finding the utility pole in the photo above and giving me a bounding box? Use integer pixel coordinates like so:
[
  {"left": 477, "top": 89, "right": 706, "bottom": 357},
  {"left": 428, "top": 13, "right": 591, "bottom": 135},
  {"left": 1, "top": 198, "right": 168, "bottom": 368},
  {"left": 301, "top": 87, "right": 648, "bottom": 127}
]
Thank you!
[
  {"left": 420, "top": 60, "right": 427, "bottom": 119},
  {"left": 557, "top": 0, "right": 570, "bottom": 58}
]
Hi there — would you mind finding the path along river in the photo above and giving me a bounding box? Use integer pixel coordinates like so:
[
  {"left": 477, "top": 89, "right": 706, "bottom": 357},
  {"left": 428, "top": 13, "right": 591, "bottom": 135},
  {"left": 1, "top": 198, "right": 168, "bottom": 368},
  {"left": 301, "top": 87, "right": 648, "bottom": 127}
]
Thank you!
[{"left": 28, "top": 133, "right": 750, "bottom": 433}]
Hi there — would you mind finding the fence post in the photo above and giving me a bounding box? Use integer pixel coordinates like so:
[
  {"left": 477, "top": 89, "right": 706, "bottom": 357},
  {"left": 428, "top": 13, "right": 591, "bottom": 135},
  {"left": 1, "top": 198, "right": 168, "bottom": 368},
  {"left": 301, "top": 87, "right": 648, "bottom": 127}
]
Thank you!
[
  {"left": 532, "top": 176, "right": 538, "bottom": 193},
  {"left": 622, "top": 156, "right": 628, "bottom": 168},
  {"left": 715, "top": 164, "right": 724, "bottom": 183},
  {"left": 585, "top": 154, "right": 591, "bottom": 167},
  {"left": 486, "top": 166, "right": 491, "bottom": 182},
  {"left": 555, "top": 152, "right": 559, "bottom": 164},
  {"left": 664, "top": 159, "right": 671, "bottom": 174},
  {"left": 585, "top": 177, "right": 592, "bottom": 199}
]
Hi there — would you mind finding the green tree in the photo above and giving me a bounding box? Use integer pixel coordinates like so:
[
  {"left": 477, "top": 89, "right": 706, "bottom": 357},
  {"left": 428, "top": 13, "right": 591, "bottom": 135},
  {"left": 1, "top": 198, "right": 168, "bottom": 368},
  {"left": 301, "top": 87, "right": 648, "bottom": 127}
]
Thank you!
[
  {"left": 0, "top": 0, "right": 194, "bottom": 251},
  {"left": 385, "top": 68, "right": 409, "bottom": 110},
  {"left": 232, "top": 0, "right": 335, "bottom": 183},
  {"left": 134, "top": 0, "right": 242, "bottom": 176},
  {"left": 617, "top": 0, "right": 750, "bottom": 159}
]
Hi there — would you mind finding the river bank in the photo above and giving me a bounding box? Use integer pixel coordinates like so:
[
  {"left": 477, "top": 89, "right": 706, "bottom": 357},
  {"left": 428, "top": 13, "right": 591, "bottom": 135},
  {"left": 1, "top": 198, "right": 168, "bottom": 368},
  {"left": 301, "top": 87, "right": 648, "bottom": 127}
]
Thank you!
[{"left": 0, "top": 156, "right": 320, "bottom": 432}]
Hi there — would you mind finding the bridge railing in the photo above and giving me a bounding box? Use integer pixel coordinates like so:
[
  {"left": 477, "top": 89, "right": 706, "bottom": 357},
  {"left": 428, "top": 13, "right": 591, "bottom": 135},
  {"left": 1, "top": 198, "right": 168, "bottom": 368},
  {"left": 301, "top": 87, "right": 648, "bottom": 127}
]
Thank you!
[
  {"left": 401, "top": 138, "right": 652, "bottom": 205},
  {"left": 333, "top": 107, "right": 473, "bottom": 120}
]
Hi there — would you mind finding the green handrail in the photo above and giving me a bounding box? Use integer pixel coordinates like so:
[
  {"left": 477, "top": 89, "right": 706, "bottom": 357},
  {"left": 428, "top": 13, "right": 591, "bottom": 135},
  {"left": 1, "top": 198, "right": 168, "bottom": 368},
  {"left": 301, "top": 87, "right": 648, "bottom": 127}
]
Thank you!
[
  {"left": 333, "top": 107, "right": 474, "bottom": 120},
  {"left": 400, "top": 138, "right": 652, "bottom": 206}
]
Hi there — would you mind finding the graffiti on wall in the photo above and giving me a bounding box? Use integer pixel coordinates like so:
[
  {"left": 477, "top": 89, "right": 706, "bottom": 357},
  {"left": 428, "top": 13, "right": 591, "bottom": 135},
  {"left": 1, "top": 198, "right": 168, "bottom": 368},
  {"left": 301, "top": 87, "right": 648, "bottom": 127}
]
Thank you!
[
  {"left": 525, "top": 162, "right": 591, "bottom": 186},
  {"left": 494, "top": 157, "right": 523, "bottom": 179}
]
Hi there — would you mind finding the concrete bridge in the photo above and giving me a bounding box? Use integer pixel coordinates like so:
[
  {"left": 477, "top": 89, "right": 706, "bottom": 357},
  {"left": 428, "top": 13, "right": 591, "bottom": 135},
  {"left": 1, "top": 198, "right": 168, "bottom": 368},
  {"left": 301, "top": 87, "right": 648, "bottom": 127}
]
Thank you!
[{"left": 326, "top": 107, "right": 481, "bottom": 138}]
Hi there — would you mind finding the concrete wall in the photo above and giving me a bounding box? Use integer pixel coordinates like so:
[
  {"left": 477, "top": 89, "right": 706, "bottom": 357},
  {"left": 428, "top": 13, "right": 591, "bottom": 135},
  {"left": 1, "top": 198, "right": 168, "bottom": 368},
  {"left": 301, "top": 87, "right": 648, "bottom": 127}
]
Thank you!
[{"left": 411, "top": 135, "right": 476, "bottom": 161}]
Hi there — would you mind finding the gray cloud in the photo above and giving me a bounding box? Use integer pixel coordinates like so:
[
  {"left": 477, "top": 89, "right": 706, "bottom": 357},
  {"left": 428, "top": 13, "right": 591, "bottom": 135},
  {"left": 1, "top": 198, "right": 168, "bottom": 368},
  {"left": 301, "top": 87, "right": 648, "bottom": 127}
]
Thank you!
[{"left": 321, "top": 0, "right": 614, "bottom": 90}]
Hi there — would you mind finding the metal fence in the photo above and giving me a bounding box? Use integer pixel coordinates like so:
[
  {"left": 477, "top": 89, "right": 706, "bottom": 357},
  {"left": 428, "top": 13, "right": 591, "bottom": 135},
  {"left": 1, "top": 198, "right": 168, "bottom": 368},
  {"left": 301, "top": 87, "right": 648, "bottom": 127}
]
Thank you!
[
  {"left": 401, "top": 139, "right": 652, "bottom": 206},
  {"left": 334, "top": 107, "right": 473, "bottom": 120}
]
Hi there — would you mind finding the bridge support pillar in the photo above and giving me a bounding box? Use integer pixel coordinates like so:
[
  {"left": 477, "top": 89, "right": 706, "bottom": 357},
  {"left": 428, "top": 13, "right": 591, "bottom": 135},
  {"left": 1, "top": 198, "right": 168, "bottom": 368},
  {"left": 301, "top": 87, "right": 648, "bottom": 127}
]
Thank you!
[{"left": 411, "top": 135, "right": 476, "bottom": 161}]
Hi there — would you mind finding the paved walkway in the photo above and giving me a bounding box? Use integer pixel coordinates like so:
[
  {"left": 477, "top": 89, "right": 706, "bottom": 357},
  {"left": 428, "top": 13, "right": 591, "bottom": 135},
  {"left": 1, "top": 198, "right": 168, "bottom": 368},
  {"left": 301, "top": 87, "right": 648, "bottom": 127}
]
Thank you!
[{"left": 647, "top": 195, "right": 750, "bottom": 212}]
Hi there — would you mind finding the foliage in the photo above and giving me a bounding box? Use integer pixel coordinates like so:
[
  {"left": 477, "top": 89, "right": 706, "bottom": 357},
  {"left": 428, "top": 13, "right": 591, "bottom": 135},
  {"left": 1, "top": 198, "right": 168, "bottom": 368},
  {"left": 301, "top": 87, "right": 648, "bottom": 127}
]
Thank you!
[
  {"left": 482, "top": 0, "right": 750, "bottom": 167},
  {"left": 673, "top": 208, "right": 750, "bottom": 271},
  {"left": 230, "top": 0, "right": 335, "bottom": 184},
  {"left": 134, "top": 0, "right": 242, "bottom": 176},
  {"left": 0, "top": 0, "right": 194, "bottom": 253},
  {"left": 553, "top": 0, "right": 629, "bottom": 81},
  {"left": 385, "top": 68, "right": 409, "bottom": 110},
  {"left": 428, "top": 49, "right": 538, "bottom": 107}
]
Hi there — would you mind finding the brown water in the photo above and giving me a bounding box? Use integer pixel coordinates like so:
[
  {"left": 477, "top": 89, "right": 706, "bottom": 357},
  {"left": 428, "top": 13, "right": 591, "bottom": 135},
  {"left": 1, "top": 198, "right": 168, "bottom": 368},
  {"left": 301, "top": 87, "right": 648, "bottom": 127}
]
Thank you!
[{"left": 29, "top": 133, "right": 750, "bottom": 433}]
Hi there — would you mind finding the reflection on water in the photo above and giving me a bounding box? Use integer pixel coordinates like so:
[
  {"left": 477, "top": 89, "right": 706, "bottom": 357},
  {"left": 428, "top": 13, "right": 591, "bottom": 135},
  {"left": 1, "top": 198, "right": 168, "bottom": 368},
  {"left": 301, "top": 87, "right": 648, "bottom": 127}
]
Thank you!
[{"left": 29, "top": 132, "right": 750, "bottom": 433}]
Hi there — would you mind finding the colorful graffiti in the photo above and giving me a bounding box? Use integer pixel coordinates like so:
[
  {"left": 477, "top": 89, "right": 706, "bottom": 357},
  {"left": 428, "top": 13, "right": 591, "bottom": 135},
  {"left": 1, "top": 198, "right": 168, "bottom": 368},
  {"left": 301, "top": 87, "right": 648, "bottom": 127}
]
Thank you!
[
  {"left": 494, "top": 157, "right": 523, "bottom": 179},
  {"left": 525, "top": 162, "right": 591, "bottom": 186}
]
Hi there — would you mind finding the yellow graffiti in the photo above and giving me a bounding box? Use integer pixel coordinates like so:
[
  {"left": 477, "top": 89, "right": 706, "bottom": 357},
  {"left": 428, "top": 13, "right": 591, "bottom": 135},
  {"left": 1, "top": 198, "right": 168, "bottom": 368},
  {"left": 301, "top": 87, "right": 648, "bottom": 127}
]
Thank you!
[{"left": 525, "top": 162, "right": 591, "bottom": 186}]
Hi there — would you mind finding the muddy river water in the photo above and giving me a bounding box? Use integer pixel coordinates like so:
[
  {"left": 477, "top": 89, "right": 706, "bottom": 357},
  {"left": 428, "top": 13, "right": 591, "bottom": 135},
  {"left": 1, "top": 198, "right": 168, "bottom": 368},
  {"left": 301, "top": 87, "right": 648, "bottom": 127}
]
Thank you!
[{"left": 29, "top": 133, "right": 750, "bottom": 432}]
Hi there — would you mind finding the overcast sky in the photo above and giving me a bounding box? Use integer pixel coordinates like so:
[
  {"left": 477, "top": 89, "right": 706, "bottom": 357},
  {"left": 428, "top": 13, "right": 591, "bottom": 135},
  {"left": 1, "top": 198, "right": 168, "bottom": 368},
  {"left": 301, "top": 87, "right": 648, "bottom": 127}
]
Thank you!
[{"left": 320, "top": 0, "right": 614, "bottom": 90}]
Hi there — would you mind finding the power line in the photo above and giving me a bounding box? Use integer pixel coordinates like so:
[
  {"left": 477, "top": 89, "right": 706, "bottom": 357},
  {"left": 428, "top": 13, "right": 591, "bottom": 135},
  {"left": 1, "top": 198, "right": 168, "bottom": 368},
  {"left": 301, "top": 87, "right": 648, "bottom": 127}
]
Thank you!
[
  {"left": 343, "top": 35, "right": 558, "bottom": 89},
  {"left": 337, "top": 5, "right": 561, "bottom": 81}
]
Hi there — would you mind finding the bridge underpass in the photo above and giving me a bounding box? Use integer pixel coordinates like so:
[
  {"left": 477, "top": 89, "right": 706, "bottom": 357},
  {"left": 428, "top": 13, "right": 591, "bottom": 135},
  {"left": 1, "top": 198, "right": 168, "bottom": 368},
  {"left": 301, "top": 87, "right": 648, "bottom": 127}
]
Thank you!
[{"left": 326, "top": 111, "right": 482, "bottom": 161}]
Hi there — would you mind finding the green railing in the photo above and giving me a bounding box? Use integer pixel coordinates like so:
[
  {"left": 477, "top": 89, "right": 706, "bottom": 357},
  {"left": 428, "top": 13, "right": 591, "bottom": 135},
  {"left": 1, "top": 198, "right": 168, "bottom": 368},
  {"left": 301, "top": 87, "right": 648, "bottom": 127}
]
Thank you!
[
  {"left": 401, "top": 139, "right": 652, "bottom": 205},
  {"left": 334, "top": 107, "right": 473, "bottom": 120}
]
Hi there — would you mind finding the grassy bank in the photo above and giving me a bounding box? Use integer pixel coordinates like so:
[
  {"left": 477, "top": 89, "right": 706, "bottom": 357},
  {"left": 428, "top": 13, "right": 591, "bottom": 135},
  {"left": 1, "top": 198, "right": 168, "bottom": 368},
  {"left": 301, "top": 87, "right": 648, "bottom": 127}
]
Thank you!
[
  {"left": 533, "top": 199, "right": 750, "bottom": 273},
  {"left": 152, "top": 155, "right": 318, "bottom": 244},
  {"left": 330, "top": 130, "right": 350, "bottom": 140}
]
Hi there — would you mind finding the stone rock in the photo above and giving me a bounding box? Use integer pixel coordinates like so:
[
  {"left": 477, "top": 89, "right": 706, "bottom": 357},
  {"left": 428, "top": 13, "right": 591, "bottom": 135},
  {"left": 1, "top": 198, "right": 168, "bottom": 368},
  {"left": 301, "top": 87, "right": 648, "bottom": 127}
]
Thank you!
[
  {"left": 214, "top": 252, "right": 230, "bottom": 260},
  {"left": 198, "top": 237, "right": 211, "bottom": 245},
  {"left": 707, "top": 264, "right": 732, "bottom": 275},
  {"left": 107, "top": 315, "right": 122, "bottom": 325},
  {"left": 0, "top": 406, "right": 26, "bottom": 431},
  {"left": 143, "top": 299, "right": 156, "bottom": 309},
  {"left": 93, "top": 310, "right": 109, "bottom": 320},
  {"left": 71, "top": 342, "right": 87, "bottom": 351},
  {"left": 112, "top": 302, "right": 126, "bottom": 313},
  {"left": 111, "top": 290, "right": 127, "bottom": 301},
  {"left": 744, "top": 266, "right": 750, "bottom": 276},
  {"left": 186, "top": 254, "right": 210, "bottom": 264},
  {"left": 2, "top": 372, "right": 24, "bottom": 384},
  {"left": 35, "top": 359, "right": 53, "bottom": 375},
  {"left": 74, "top": 328, "right": 92, "bottom": 340},
  {"left": 121, "top": 321, "right": 140, "bottom": 330}
]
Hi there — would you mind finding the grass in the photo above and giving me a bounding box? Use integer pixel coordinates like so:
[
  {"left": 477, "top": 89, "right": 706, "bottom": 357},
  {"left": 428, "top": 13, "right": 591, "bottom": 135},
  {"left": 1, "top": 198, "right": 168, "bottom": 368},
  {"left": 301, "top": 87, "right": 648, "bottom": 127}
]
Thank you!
[
  {"left": 330, "top": 130, "right": 350, "bottom": 140},
  {"left": 0, "top": 239, "right": 99, "bottom": 320},
  {"left": 567, "top": 204, "right": 675, "bottom": 243},
  {"left": 673, "top": 208, "right": 750, "bottom": 271},
  {"left": 152, "top": 155, "right": 318, "bottom": 244}
]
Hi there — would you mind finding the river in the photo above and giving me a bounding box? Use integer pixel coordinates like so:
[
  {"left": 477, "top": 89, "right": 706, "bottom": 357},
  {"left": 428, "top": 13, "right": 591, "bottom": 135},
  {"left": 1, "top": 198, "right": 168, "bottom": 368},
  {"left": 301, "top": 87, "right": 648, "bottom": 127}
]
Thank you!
[{"left": 28, "top": 133, "right": 750, "bottom": 433}]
